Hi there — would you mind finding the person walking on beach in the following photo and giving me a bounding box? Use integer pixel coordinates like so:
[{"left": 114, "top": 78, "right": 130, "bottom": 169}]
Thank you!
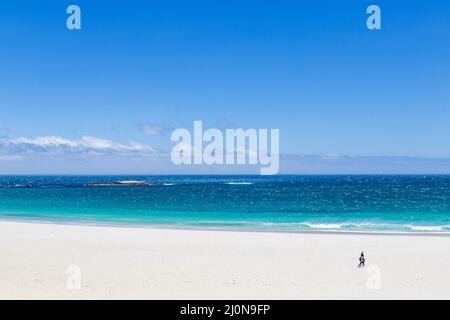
[{"left": 358, "top": 252, "right": 365, "bottom": 268}]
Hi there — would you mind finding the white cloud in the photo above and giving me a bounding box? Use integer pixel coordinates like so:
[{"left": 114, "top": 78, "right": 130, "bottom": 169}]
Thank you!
[
  {"left": 322, "top": 153, "right": 341, "bottom": 160},
  {"left": 0, "top": 135, "right": 157, "bottom": 156},
  {"left": 140, "top": 123, "right": 165, "bottom": 136}
]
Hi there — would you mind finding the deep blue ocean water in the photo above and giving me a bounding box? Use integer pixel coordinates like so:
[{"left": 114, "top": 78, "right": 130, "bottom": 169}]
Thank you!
[{"left": 1, "top": 175, "right": 450, "bottom": 233}]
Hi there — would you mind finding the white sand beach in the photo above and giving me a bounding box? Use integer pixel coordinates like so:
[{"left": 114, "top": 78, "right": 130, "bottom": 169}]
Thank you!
[{"left": 0, "top": 220, "right": 449, "bottom": 300}]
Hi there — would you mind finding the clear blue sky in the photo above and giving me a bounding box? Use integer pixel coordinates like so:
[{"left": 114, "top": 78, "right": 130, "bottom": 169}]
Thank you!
[{"left": 0, "top": 0, "right": 449, "bottom": 174}]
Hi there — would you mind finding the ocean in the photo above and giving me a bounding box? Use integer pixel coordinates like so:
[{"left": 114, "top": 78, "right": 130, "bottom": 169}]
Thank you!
[{"left": 0, "top": 175, "right": 450, "bottom": 233}]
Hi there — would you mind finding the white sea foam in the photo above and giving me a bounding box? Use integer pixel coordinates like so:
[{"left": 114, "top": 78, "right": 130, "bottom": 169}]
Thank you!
[
  {"left": 407, "top": 225, "right": 446, "bottom": 232},
  {"left": 260, "top": 222, "right": 450, "bottom": 233},
  {"left": 305, "top": 223, "right": 342, "bottom": 229},
  {"left": 225, "top": 182, "right": 253, "bottom": 185}
]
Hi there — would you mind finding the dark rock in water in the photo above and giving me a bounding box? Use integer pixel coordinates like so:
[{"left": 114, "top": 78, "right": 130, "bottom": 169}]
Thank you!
[
  {"left": 86, "top": 180, "right": 159, "bottom": 187},
  {"left": 10, "top": 184, "right": 33, "bottom": 188}
]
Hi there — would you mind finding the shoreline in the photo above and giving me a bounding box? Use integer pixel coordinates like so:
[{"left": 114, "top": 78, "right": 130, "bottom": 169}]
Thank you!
[
  {"left": 1, "top": 220, "right": 450, "bottom": 299},
  {"left": 1, "top": 217, "right": 450, "bottom": 237}
]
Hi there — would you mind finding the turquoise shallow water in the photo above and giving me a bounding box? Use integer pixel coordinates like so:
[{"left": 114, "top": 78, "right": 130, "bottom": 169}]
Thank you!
[{"left": 1, "top": 175, "right": 450, "bottom": 233}]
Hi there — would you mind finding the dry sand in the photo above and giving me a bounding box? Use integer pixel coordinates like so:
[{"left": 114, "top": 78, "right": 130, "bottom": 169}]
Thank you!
[{"left": 0, "top": 221, "right": 449, "bottom": 299}]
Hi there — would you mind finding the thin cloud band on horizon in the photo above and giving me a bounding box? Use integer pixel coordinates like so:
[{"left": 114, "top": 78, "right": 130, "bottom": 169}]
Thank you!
[
  {"left": 0, "top": 135, "right": 160, "bottom": 156},
  {"left": 1, "top": 134, "right": 450, "bottom": 174}
]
